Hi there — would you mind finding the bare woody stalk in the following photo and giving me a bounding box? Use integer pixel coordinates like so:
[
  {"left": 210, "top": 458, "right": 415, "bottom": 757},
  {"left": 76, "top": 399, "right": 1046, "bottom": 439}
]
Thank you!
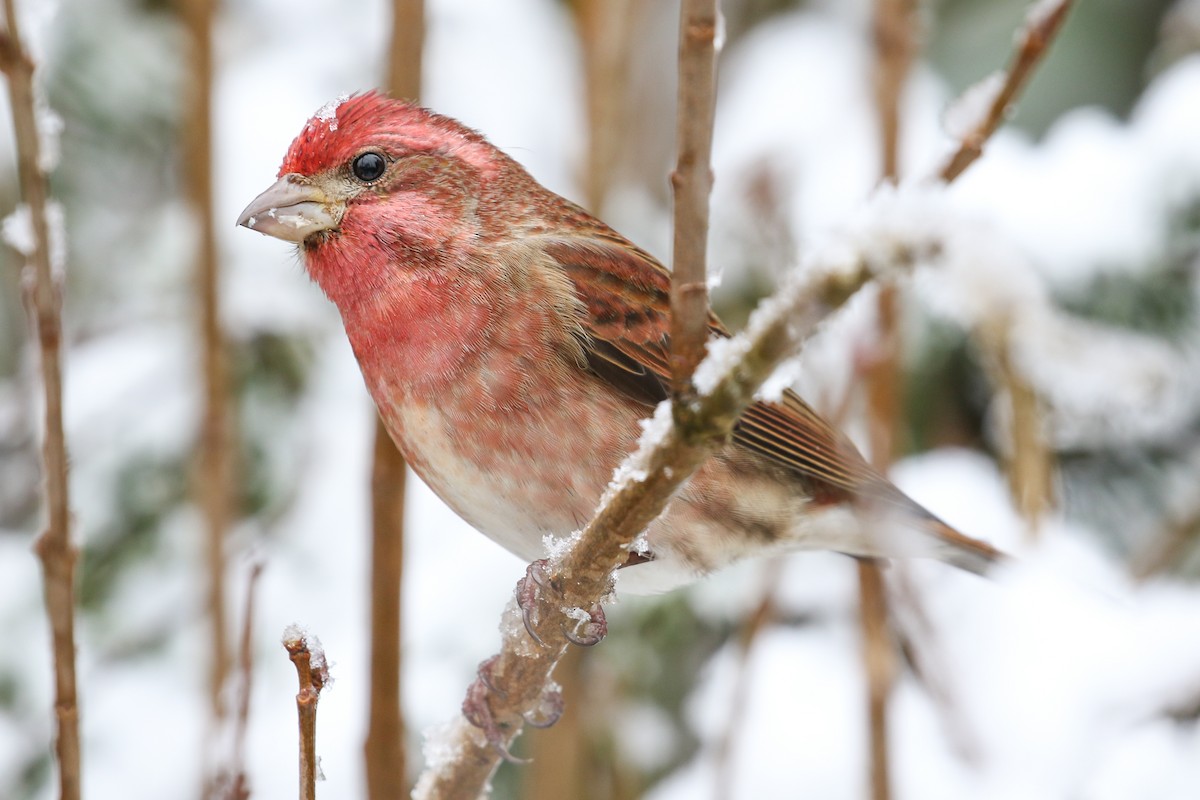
[
  {"left": 361, "top": 3, "right": 423, "bottom": 798},
  {"left": 284, "top": 630, "right": 330, "bottom": 800},
  {"left": 225, "top": 562, "right": 265, "bottom": 800},
  {"left": 0, "top": 5, "right": 80, "bottom": 799},
  {"left": 936, "top": 0, "right": 1076, "bottom": 536},
  {"left": 180, "top": 0, "right": 234, "bottom": 724},
  {"left": 859, "top": 2, "right": 918, "bottom": 799},
  {"left": 668, "top": 0, "right": 718, "bottom": 397},
  {"left": 412, "top": 229, "right": 944, "bottom": 800},
  {"left": 937, "top": 0, "right": 1074, "bottom": 182}
]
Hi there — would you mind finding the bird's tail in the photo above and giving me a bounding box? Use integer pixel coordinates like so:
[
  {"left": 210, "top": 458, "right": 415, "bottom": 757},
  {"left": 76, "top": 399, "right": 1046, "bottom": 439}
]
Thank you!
[{"left": 922, "top": 516, "right": 1006, "bottom": 576}]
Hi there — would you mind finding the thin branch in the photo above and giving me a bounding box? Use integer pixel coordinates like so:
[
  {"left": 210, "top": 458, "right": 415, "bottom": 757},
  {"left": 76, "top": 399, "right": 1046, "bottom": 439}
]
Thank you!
[
  {"left": 937, "top": 0, "right": 1075, "bottom": 183},
  {"left": 0, "top": 3, "right": 81, "bottom": 799},
  {"left": 861, "top": 3, "right": 918, "bottom": 796},
  {"left": 713, "top": 561, "right": 781, "bottom": 800},
  {"left": 284, "top": 628, "right": 330, "bottom": 800},
  {"left": 979, "top": 317, "right": 1054, "bottom": 536},
  {"left": 180, "top": 0, "right": 234, "bottom": 726},
  {"left": 365, "top": 416, "right": 409, "bottom": 799},
  {"left": 362, "top": 3, "right": 423, "bottom": 798},
  {"left": 668, "top": 0, "right": 718, "bottom": 397},
  {"left": 221, "top": 561, "right": 265, "bottom": 800},
  {"left": 412, "top": 210, "right": 945, "bottom": 800}
]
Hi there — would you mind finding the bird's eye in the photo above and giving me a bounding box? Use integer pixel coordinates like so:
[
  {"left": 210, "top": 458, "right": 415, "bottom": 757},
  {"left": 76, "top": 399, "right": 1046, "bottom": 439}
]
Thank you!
[{"left": 351, "top": 151, "right": 387, "bottom": 183}]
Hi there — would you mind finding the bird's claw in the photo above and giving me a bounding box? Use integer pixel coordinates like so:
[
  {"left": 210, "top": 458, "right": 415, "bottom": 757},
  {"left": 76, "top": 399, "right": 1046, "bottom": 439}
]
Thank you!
[
  {"left": 462, "top": 661, "right": 527, "bottom": 764},
  {"left": 516, "top": 558, "right": 608, "bottom": 647},
  {"left": 563, "top": 604, "right": 607, "bottom": 647},
  {"left": 522, "top": 686, "right": 564, "bottom": 729}
]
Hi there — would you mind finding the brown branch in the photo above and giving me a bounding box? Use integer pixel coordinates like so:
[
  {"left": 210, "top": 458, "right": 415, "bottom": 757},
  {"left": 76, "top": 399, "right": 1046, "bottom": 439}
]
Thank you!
[
  {"left": 575, "top": 0, "right": 638, "bottom": 214},
  {"left": 365, "top": 416, "right": 409, "bottom": 799},
  {"left": 411, "top": 215, "right": 944, "bottom": 800},
  {"left": 860, "top": 3, "right": 918, "bottom": 797},
  {"left": 979, "top": 317, "right": 1054, "bottom": 535},
  {"left": 937, "top": 0, "right": 1075, "bottom": 183},
  {"left": 362, "top": 4, "right": 423, "bottom": 798},
  {"left": 668, "top": 0, "right": 718, "bottom": 397},
  {"left": 220, "top": 562, "right": 265, "bottom": 800},
  {"left": 1, "top": 4, "right": 80, "bottom": 800},
  {"left": 713, "top": 561, "right": 781, "bottom": 800},
  {"left": 284, "top": 628, "right": 330, "bottom": 800},
  {"left": 180, "top": 0, "right": 234, "bottom": 726}
]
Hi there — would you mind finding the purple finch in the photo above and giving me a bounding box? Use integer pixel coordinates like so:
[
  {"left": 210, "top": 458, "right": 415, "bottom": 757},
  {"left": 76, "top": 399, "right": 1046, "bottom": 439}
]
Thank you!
[{"left": 239, "top": 92, "right": 999, "bottom": 592}]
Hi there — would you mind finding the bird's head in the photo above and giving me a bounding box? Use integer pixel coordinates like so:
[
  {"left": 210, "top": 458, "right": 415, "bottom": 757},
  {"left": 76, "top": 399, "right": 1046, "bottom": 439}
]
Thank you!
[{"left": 237, "top": 92, "right": 508, "bottom": 252}]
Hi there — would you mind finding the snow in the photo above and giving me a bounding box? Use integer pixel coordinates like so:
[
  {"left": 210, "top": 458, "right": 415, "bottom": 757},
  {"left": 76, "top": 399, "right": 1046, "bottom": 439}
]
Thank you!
[{"left": 942, "top": 70, "right": 1005, "bottom": 140}]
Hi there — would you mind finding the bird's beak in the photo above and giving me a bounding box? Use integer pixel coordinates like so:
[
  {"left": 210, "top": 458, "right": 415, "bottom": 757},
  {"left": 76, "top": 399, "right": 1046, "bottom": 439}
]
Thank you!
[{"left": 237, "top": 175, "right": 343, "bottom": 243}]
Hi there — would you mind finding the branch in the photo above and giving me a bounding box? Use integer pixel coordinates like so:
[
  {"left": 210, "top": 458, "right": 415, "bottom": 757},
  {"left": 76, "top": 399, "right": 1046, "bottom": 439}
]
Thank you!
[
  {"left": 283, "top": 628, "right": 330, "bottom": 800},
  {"left": 668, "top": 0, "right": 718, "bottom": 396},
  {"left": 0, "top": 3, "right": 81, "bottom": 799},
  {"left": 412, "top": 201, "right": 946, "bottom": 800},
  {"left": 362, "top": 3, "right": 423, "bottom": 798},
  {"left": 937, "top": 0, "right": 1074, "bottom": 183}
]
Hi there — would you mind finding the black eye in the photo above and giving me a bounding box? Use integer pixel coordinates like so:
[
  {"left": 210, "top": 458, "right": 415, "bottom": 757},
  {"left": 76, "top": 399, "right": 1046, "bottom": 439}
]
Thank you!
[{"left": 351, "top": 151, "right": 387, "bottom": 183}]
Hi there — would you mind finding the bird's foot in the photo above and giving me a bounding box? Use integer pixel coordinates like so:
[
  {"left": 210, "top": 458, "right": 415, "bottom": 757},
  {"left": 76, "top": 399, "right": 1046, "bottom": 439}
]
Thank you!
[
  {"left": 462, "top": 657, "right": 526, "bottom": 763},
  {"left": 515, "top": 559, "right": 608, "bottom": 647}
]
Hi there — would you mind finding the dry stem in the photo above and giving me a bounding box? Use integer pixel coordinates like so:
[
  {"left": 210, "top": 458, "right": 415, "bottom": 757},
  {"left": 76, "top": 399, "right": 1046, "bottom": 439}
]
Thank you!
[
  {"left": 0, "top": 5, "right": 81, "bottom": 799},
  {"left": 284, "top": 630, "right": 330, "bottom": 800},
  {"left": 713, "top": 561, "right": 781, "bottom": 800},
  {"left": 411, "top": 227, "right": 943, "bottom": 800},
  {"left": 180, "top": 0, "right": 234, "bottom": 725},
  {"left": 937, "top": 0, "right": 1075, "bottom": 183},
  {"left": 223, "top": 562, "right": 265, "bottom": 800},
  {"left": 361, "top": 3, "right": 424, "bottom": 797},
  {"left": 668, "top": 0, "right": 718, "bottom": 397},
  {"left": 860, "top": 2, "right": 918, "bottom": 796}
]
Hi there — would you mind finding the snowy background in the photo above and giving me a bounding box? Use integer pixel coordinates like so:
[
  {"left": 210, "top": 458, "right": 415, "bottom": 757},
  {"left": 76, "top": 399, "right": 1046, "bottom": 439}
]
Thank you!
[{"left": 2, "top": 0, "right": 1200, "bottom": 798}]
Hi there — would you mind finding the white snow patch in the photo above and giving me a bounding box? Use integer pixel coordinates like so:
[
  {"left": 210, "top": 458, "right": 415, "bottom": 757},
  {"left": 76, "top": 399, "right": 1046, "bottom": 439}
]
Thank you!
[{"left": 942, "top": 70, "right": 1005, "bottom": 141}]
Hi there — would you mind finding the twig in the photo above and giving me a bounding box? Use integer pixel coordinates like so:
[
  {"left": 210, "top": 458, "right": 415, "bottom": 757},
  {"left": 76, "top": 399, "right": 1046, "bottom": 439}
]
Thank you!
[
  {"left": 362, "top": 3, "right": 423, "bottom": 798},
  {"left": 0, "top": 4, "right": 81, "bottom": 799},
  {"left": 860, "top": 3, "right": 918, "bottom": 796},
  {"left": 411, "top": 208, "right": 946, "bottom": 800},
  {"left": 575, "top": 0, "right": 638, "bottom": 214},
  {"left": 284, "top": 628, "right": 330, "bottom": 800},
  {"left": 979, "top": 317, "right": 1054, "bottom": 536},
  {"left": 712, "top": 561, "right": 781, "bottom": 800},
  {"left": 668, "top": 0, "right": 718, "bottom": 397},
  {"left": 365, "top": 416, "right": 409, "bottom": 799},
  {"left": 937, "top": 0, "right": 1075, "bottom": 183},
  {"left": 180, "top": 0, "right": 234, "bottom": 727},
  {"left": 221, "top": 561, "right": 265, "bottom": 800}
]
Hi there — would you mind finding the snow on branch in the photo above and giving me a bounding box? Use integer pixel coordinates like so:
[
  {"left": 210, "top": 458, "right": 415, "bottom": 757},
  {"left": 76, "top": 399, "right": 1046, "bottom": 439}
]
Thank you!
[{"left": 411, "top": 187, "right": 951, "bottom": 800}]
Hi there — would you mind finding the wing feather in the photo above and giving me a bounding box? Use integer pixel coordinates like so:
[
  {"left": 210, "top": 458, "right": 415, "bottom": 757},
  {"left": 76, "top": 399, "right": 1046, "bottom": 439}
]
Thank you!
[{"left": 537, "top": 236, "right": 908, "bottom": 508}]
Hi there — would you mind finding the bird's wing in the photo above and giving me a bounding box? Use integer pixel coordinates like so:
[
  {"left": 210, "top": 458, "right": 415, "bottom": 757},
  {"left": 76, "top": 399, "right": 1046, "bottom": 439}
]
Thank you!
[{"left": 537, "top": 235, "right": 903, "bottom": 506}]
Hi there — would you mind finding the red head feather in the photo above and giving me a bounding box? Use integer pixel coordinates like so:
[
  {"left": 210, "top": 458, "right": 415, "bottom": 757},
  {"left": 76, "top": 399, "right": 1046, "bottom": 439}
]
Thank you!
[{"left": 278, "top": 91, "right": 499, "bottom": 179}]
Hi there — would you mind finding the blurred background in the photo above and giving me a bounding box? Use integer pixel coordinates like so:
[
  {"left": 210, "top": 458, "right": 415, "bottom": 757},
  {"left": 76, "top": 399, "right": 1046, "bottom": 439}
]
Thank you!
[{"left": 3, "top": 0, "right": 1200, "bottom": 798}]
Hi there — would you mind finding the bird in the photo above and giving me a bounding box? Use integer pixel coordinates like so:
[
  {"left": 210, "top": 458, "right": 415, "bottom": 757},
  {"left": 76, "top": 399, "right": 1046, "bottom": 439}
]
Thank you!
[{"left": 238, "top": 91, "right": 1001, "bottom": 595}]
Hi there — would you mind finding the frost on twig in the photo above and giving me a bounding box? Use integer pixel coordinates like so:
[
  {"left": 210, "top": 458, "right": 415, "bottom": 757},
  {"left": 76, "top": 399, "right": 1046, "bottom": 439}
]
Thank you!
[
  {"left": 411, "top": 187, "right": 952, "bottom": 800},
  {"left": 283, "top": 626, "right": 330, "bottom": 800}
]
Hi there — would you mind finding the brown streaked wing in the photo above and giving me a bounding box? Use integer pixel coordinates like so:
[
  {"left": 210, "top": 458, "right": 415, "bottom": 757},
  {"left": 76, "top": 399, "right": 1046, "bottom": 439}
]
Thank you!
[{"left": 540, "top": 235, "right": 909, "bottom": 508}]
